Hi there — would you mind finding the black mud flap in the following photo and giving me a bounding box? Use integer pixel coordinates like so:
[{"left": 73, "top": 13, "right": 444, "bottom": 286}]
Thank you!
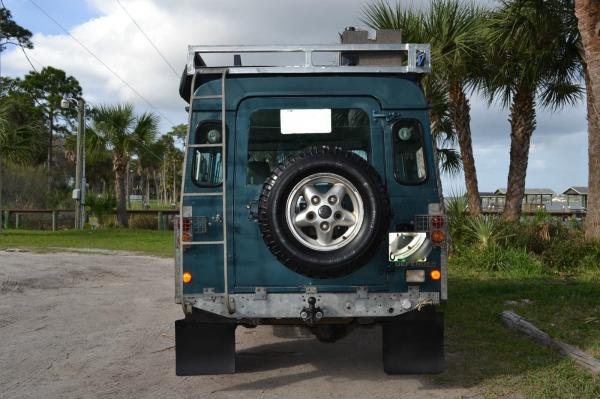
[
  {"left": 175, "top": 319, "right": 236, "bottom": 375},
  {"left": 382, "top": 307, "right": 445, "bottom": 374}
]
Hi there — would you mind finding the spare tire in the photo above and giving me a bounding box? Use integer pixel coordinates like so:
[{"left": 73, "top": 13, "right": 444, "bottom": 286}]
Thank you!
[{"left": 258, "top": 146, "right": 390, "bottom": 278}]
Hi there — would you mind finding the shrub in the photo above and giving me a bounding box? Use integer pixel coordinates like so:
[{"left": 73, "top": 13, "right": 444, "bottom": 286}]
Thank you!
[
  {"left": 465, "top": 216, "right": 502, "bottom": 249},
  {"left": 85, "top": 194, "right": 116, "bottom": 227},
  {"left": 446, "top": 195, "right": 469, "bottom": 243},
  {"left": 451, "top": 245, "right": 543, "bottom": 277},
  {"left": 129, "top": 214, "right": 157, "bottom": 229}
]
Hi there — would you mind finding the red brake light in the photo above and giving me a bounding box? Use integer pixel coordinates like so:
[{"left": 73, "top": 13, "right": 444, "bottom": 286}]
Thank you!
[{"left": 431, "top": 215, "right": 445, "bottom": 229}]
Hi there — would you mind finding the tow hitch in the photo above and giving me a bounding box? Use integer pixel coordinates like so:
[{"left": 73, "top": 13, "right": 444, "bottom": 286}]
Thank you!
[{"left": 300, "top": 297, "right": 323, "bottom": 325}]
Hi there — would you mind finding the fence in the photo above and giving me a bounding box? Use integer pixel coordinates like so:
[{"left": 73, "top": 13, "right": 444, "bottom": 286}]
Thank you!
[{"left": 0, "top": 209, "right": 179, "bottom": 231}]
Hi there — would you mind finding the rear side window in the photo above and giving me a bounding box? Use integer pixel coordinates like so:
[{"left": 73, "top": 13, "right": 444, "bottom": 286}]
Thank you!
[
  {"left": 192, "top": 121, "right": 224, "bottom": 187},
  {"left": 392, "top": 119, "right": 427, "bottom": 184}
]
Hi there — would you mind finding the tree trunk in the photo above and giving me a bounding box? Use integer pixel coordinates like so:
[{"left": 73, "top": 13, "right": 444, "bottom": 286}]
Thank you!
[
  {"left": 113, "top": 154, "right": 128, "bottom": 227},
  {"left": 575, "top": 1, "right": 600, "bottom": 239},
  {"left": 153, "top": 169, "right": 160, "bottom": 204},
  {"left": 172, "top": 163, "right": 177, "bottom": 204},
  {"left": 145, "top": 172, "right": 150, "bottom": 206},
  {"left": 47, "top": 112, "right": 53, "bottom": 190},
  {"left": 503, "top": 88, "right": 536, "bottom": 221},
  {"left": 449, "top": 81, "right": 481, "bottom": 216},
  {"left": 0, "top": 157, "right": 3, "bottom": 233}
]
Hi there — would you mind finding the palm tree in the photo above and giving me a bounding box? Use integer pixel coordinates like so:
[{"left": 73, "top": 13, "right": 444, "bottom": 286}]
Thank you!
[
  {"left": 574, "top": 1, "right": 600, "bottom": 238},
  {"left": 90, "top": 104, "right": 159, "bottom": 227},
  {"left": 483, "top": 0, "right": 582, "bottom": 221},
  {"left": 363, "top": 0, "right": 484, "bottom": 215}
]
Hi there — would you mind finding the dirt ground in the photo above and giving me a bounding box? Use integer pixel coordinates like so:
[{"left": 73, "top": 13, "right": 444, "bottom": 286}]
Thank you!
[{"left": 0, "top": 251, "right": 473, "bottom": 399}]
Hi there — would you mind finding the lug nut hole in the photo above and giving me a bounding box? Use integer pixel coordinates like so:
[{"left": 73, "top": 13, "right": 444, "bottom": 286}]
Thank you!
[
  {"left": 311, "top": 196, "right": 320, "bottom": 205},
  {"left": 328, "top": 195, "right": 337, "bottom": 204}
]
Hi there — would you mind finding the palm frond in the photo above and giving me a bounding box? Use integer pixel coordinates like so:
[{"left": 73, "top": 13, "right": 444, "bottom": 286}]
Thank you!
[{"left": 437, "top": 147, "right": 462, "bottom": 176}]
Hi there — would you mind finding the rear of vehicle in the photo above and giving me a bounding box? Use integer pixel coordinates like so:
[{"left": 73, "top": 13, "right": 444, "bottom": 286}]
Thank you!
[{"left": 175, "top": 43, "right": 447, "bottom": 375}]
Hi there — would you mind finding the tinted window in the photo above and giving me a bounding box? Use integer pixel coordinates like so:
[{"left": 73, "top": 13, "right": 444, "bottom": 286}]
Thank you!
[
  {"left": 192, "top": 121, "right": 223, "bottom": 187},
  {"left": 393, "top": 119, "right": 427, "bottom": 184},
  {"left": 247, "top": 108, "right": 370, "bottom": 185}
]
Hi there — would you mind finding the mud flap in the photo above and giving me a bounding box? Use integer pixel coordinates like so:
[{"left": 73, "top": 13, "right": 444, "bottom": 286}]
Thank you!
[
  {"left": 175, "top": 319, "right": 236, "bottom": 375},
  {"left": 382, "top": 307, "right": 445, "bottom": 374}
]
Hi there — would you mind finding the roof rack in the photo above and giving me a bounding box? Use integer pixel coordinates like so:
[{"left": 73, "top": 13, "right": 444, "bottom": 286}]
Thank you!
[{"left": 186, "top": 43, "right": 431, "bottom": 75}]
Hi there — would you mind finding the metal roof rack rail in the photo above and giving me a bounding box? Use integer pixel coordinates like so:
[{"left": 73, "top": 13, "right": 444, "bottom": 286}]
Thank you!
[{"left": 186, "top": 43, "right": 431, "bottom": 75}]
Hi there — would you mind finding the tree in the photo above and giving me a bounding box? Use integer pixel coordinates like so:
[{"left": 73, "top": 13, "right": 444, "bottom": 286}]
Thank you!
[
  {"left": 363, "top": 0, "right": 482, "bottom": 213},
  {"left": 20, "top": 67, "right": 82, "bottom": 185},
  {"left": 0, "top": 107, "right": 42, "bottom": 231},
  {"left": 0, "top": 77, "right": 46, "bottom": 163},
  {"left": 164, "top": 125, "right": 186, "bottom": 204},
  {"left": 0, "top": 7, "right": 33, "bottom": 49},
  {"left": 574, "top": 1, "right": 600, "bottom": 238},
  {"left": 483, "top": 0, "right": 582, "bottom": 221},
  {"left": 0, "top": 6, "right": 33, "bottom": 76},
  {"left": 90, "top": 104, "right": 159, "bottom": 227}
]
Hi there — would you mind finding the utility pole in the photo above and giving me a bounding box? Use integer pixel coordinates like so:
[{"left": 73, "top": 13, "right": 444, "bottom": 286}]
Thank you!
[{"left": 61, "top": 97, "right": 86, "bottom": 229}]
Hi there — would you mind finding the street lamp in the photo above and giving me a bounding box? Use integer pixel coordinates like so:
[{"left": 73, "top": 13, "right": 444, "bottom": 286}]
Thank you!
[{"left": 61, "top": 96, "right": 86, "bottom": 229}]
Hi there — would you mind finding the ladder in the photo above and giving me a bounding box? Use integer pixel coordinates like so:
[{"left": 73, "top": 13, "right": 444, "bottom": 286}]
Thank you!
[{"left": 179, "top": 69, "right": 235, "bottom": 314}]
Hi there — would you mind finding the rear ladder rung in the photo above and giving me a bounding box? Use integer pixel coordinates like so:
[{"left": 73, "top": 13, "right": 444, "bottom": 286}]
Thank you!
[
  {"left": 186, "top": 143, "right": 223, "bottom": 148},
  {"left": 194, "top": 94, "right": 223, "bottom": 99},
  {"left": 183, "top": 192, "right": 223, "bottom": 197},
  {"left": 183, "top": 241, "right": 224, "bottom": 245}
]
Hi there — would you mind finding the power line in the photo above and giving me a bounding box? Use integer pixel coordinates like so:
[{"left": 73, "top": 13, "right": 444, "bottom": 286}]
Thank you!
[
  {"left": 19, "top": 46, "right": 38, "bottom": 72},
  {"left": 115, "top": 0, "right": 179, "bottom": 78},
  {"left": 27, "top": 0, "right": 177, "bottom": 127}
]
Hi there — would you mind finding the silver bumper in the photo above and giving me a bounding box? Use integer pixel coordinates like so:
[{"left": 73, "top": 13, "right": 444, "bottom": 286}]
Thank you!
[{"left": 184, "top": 290, "right": 440, "bottom": 319}]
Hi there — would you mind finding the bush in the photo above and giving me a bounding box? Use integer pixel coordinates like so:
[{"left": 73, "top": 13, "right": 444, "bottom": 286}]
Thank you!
[
  {"left": 451, "top": 245, "right": 543, "bottom": 277},
  {"left": 451, "top": 214, "right": 600, "bottom": 275},
  {"left": 446, "top": 195, "right": 469, "bottom": 243},
  {"left": 85, "top": 194, "right": 116, "bottom": 227},
  {"left": 129, "top": 214, "right": 157, "bottom": 229},
  {"left": 465, "top": 216, "right": 502, "bottom": 249}
]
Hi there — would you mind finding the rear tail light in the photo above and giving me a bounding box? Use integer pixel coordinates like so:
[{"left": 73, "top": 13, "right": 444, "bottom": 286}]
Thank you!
[
  {"left": 431, "top": 230, "right": 445, "bottom": 244},
  {"left": 431, "top": 215, "right": 445, "bottom": 229}
]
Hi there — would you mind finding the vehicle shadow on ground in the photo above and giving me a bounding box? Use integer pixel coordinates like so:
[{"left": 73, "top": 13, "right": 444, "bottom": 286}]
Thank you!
[{"left": 221, "top": 325, "right": 462, "bottom": 393}]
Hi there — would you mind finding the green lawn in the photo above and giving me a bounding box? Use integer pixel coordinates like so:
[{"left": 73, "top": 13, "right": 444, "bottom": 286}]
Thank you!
[
  {"left": 0, "top": 229, "right": 174, "bottom": 257},
  {"left": 0, "top": 228, "right": 598, "bottom": 397},
  {"left": 441, "top": 273, "right": 600, "bottom": 398}
]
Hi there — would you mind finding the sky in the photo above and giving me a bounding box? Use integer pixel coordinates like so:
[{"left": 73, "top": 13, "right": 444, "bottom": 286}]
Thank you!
[{"left": 1, "top": 0, "right": 588, "bottom": 193}]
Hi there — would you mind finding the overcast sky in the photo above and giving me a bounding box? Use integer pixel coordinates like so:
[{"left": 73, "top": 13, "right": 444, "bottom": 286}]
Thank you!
[{"left": 2, "top": 0, "right": 588, "bottom": 193}]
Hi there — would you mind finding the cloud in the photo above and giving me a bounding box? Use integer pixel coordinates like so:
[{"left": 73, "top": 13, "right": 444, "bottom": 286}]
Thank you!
[
  {"left": 3, "top": 0, "right": 589, "bottom": 191},
  {"left": 3, "top": 0, "right": 368, "bottom": 128}
]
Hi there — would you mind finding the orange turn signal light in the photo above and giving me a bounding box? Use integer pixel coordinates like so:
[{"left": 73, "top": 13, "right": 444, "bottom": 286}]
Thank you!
[
  {"left": 182, "top": 231, "right": 192, "bottom": 242},
  {"left": 430, "top": 269, "right": 441, "bottom": 281},
  {"left": 182, "top": 272, "right": 192, "bottom": 284},
  {"left": 431, "top": 230, "right": 445, "bottom": 244}
]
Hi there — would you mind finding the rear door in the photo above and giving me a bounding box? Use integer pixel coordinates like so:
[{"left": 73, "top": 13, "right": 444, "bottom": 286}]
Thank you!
[{"left": 232, "top": 96, "right": 389, "bottom": 292}]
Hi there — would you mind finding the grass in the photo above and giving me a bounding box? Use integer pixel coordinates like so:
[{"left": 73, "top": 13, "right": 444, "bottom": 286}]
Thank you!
[
  {"left": 0, "top": 229, "right": 174, "bottom": 257},
  {"left": 0, "top": 228, "right": 599, "bottom": 397},
  {"left": 441, "top": 272, "right": 600, "bottom": 398}
]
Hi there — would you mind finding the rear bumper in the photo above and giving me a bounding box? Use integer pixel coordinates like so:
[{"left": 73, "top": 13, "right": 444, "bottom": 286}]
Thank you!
[{"left": 183, "top": 290, "right": 440, "bottom": 319}]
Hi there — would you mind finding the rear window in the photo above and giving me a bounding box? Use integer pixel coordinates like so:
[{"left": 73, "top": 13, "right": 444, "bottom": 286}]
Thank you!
[
  {"left": 246, "top": 108, "right": 370, "bottom": 185},
  {"left": 392, "top": 119, "right": 427, "bottom": 184}
]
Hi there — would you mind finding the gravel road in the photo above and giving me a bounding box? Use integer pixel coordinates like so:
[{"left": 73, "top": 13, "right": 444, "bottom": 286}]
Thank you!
[{"left": 0, "top": 251, "right": 471, "bottom": 399}]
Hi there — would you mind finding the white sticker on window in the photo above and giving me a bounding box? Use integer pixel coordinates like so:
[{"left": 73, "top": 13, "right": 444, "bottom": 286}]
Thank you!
[{"left": 280, "top": 109, "right": 332, "bottom": 134}]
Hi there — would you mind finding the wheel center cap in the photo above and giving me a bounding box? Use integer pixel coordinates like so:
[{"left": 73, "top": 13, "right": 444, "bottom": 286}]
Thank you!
[{"left": 318, "top": 205, "right": 332, "bottom": 219}]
